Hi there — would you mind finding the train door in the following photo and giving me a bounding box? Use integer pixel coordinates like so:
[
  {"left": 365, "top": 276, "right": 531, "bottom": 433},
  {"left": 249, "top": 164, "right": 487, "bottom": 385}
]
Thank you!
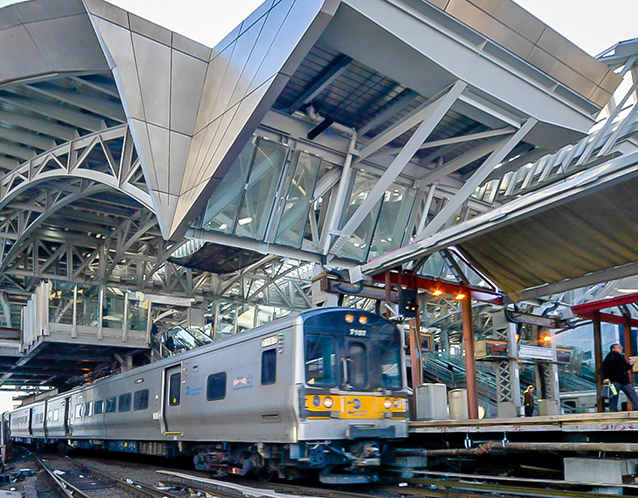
[
  {"left": 64, "top": 397, "right": 72, "bottom": 436},
  {"left": 28, "top": 408, "right": 33, "bottom": 436},
  {"left": 163, "top": 365, "right": 183, "bottom": 435},
  {"left": 343, "top": 339, "right": 372, "bottom": 419}
]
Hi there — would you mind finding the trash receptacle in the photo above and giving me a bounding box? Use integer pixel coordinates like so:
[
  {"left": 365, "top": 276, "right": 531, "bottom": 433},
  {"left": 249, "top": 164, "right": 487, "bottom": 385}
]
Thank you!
[
  {"left": 449, "top": 388, "right": 469, "bottom": 420},
  {"left": 415, "top": 384, "right": 449, "bottom": 420},
  {"left": 538, "top": 399, "right": 559, "bottom": 416}
]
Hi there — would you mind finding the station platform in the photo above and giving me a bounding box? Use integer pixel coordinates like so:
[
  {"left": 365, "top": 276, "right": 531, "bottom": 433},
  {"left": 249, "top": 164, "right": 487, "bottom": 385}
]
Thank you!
[{"left": 410, "top": 411, "right": 638, "bottom": 436}]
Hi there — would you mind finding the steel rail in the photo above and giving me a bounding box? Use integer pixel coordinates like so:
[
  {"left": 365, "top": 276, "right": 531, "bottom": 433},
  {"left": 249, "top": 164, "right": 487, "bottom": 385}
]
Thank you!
[
  {"left": 384, "top": 470, "right": 638, "bottom": 498},
  {"left": 71, "top": 463, "right": 183, "bottom": 498},
  {"left": 34, "top": 455, "right": 89, "bottom": 498}
]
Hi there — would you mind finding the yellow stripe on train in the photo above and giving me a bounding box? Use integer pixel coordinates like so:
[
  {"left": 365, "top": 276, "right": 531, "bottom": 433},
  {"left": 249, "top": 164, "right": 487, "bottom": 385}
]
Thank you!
[{"left": 305, "top": 395, "right": 406, "bottom": 419}]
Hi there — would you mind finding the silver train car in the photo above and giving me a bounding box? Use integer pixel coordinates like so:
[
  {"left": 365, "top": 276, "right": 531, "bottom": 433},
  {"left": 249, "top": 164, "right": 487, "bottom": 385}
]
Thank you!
[{"left": 8, "top": 308, "right": 408, "bottom": 483}]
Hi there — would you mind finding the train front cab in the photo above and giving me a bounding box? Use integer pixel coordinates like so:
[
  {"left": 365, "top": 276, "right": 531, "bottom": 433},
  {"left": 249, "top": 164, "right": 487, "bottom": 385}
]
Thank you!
[{"left": 297, "top": 309, "right": 408, "bottom": 483}]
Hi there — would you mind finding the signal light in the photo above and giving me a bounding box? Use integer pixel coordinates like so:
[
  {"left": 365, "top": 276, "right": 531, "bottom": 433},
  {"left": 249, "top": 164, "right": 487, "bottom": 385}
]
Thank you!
[{"left": 345, "top": 313, "right": 354, "bottom": 323}]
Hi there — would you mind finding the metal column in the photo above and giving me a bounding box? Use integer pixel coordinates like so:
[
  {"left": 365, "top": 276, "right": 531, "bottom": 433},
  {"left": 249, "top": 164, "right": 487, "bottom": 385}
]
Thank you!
[{"left": 462, "top": 294, "right": 479, "bottom": 419}]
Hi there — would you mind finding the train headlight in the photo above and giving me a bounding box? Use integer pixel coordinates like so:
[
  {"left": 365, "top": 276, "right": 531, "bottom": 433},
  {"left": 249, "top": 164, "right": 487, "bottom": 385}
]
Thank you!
[
  {"left": 393, "top": 398, "right": 402, "bottom": 408},
  {"left": 323, "top": 396, "right": 334, "bottom": 409},
  {"left": 358, "top": 315, "right": 368, "bottom": 325},
  {"left": 312, "top": 395, "right": 321, "bottom": 407},
  {"left": 383, "top": 398, "right": 392, "bottom": 409},
  {"left": 345, "top": 313, "right": 354, "bottom": 323}
]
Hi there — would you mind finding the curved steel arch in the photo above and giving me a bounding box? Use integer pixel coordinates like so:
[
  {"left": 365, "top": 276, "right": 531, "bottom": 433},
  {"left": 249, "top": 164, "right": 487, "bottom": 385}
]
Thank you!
[
  {"left": 0, "top": 125, "right": 153, "bottom": 212},
  {"left": 0, "top": 184, "right": 111, "bottom": 272}
]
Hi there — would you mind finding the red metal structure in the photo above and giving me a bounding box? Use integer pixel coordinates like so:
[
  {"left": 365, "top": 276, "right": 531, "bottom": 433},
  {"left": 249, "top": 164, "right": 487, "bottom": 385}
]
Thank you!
[{"left": 572, "top": 293, "right": 638, "bottom": 412}]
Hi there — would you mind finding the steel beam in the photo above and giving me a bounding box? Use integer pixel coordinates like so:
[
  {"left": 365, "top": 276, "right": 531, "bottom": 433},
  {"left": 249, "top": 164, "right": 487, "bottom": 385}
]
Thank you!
[
  {"left": 357, "top": 89, "right": 418, "bottom": 136},
  {"left": 358, "top": 82, "right": 466, "bottom": 160},
  {"left": 287, "top": 55, "right": 352, "bottom": 113},
  {"left": 417, "top": 119, "right": 537, "bottom": 240},
  {"left": 330, "top": 82, "right": 466, "bottom": 255}
]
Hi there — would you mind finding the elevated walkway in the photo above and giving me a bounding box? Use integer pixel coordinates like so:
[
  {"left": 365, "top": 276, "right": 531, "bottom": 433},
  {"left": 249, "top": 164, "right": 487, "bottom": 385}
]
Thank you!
[{"left": 0, "top": 281, "right": 151, "bottom": 389}]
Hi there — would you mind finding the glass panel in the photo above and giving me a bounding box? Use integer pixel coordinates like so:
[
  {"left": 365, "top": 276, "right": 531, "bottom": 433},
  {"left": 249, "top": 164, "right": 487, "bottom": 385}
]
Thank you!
[
  {"left": 94, "top": 400, "right": 103, "bottom": 415},
  {"left": 49, "top": 281, "right": 75, "bottom": 324},
  {"left": 105, "top": 397, "right": 116, "bottom": 413},
  {"left": 103, "top": 287, "right": 124, "bottom": 329},
  {"left": 369, "top": 184, "right": 415, "bottom": 259},
  {"left": 134, "top": 389, "right": 149, "bottom": 410},
  {"left": 215, "top": 303, "right": 236, "bottom": 340},
  {"left": 207, "top": 372, "right": 227, "bottom": 401},
  {"left": 274, "top": 152, "right": 321, "bottom": 248},
  {"left": 76, "top": 284, "right": 100, "bottom": 327},
  {"left": 338, "top": 170, "right": 383, "bottom": 261},
  {"left": 348, "top": 342, "right": 367, "bottom": 389},
  {"left": 305, "top": 334, "right": 338, "bottom": 387},
  {"left": 449, "top": 251, "right": 494, "bottom": 289},
  {"left": 235, "top": 138, "right": 288, "bottom": 239},
  {"left": 200, "top": 139, "right": 256, "bottom": 234},
  {"left": 169, "top": 373, "right": 181, "bottom": 406},
  {"left": 127, "top": 294, "right": 147, "bottom": 331},
  {"left": 261, "top": 349, "right": 277, "bottom": 385},
  {"left": 237, "top": 305, "right": 256, "bottom": 334},
  {"left": 419, "top": 252, "right": 447, "bottom": 279},
  {"left": 380, "top": 346, "right": 402, "bottom": 390},
  {"left": 118, "top": 393, "right": 131, "bottom": 412}
]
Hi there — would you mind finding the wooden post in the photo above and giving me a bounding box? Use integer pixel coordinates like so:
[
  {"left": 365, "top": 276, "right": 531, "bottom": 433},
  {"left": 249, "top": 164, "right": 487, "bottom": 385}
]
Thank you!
[
  {"left": 593, "top": 312, "right": 604, "bottom": 413},
  {"left": 462, "top": 293, "right": 479, "bottom": 419}
]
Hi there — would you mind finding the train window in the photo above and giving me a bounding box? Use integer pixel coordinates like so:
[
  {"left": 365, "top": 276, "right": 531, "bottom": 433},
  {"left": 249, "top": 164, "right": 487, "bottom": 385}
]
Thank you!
[
  {"left": 95, "top": 400, "right": 104, "bottom": 415},
  {"left": 75, "top": 404, "right": 83, "bottom": 418},
  {"left": 207, "top": 372, "right": 226, "bottom": 401},
  {"left": 380, "top": 347, "right": 402, "bottom": 390},
  {"left": 105, "top": 397, "right": 116, "bottom": 413},
  {"left": 85, "top": 401, "right": 93, "bottom": 417},
  {"left": 347, "top": 342, "right": 368, "bottom": 389},
  {"left": 53, "top": 409, "right": 59, "bottom": 422},
  {"left": 134, "top": 389, "right": 149, "bottom": 410},
  {"left": 305, "top": 334, "right": 337, "bottom": 386},
  {"left": 261, "top": 349, "right": 277, "bottom": 385},
  {"left": 118, "top": 393, "right": 132, "bottom": 412},
  {"left": 169, "top": 373, "right": 181, "bottom": 406}
]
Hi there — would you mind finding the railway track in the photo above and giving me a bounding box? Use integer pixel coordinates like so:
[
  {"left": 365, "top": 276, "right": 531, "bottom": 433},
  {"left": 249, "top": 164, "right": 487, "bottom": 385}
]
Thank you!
[
  {"left": 25, "top": 451, "right": 638, "bottom": 498},
  {"left": 34, "top": 454, "right": 182, "bottom": 498}
]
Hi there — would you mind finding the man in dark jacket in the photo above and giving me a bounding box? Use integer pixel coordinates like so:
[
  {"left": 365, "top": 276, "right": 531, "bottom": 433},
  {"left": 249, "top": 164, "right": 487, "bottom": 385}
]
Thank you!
[{"left": 602, "top": 343, "right": 638, "bottom": 411}]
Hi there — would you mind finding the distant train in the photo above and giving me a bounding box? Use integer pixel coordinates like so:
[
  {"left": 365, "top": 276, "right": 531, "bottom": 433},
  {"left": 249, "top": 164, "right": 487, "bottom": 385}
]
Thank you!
[{"left": 8, "top": 308, "right": 408, "bottom": 483}]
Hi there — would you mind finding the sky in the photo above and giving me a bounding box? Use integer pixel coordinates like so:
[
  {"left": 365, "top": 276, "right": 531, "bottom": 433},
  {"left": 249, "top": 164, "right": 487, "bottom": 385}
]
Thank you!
[
  {"left": 98, "top": 0, "right": 638, "bottom": 57},
  {"left": 0, "top": 1, "right": 635, "bottom": 410}
]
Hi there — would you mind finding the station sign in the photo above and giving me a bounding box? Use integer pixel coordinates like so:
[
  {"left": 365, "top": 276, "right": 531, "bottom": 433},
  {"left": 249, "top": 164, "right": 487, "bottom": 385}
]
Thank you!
[{"left": 519, "top": 345, "right": 553, "bottom": 361}]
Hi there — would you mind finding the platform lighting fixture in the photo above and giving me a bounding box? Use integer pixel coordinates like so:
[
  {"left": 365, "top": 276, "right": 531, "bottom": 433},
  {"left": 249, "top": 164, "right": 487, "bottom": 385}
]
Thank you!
[
  {"left": 455, "top": 292, "right": 466, "bottom": 300},
  {"left": 238, "top": 217, "right": 253, "bottom": 225},
  {"left": 432, "top": 289, "right": 443, "bottom": 296},
  {"left": 542, "top": 335, "right": 552, "bottom": 343}
]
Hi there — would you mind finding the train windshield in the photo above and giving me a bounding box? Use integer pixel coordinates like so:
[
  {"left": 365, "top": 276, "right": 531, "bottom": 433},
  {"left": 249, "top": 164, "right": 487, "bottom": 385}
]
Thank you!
[{"left": 304, "top": 311, "right": 402, "bottom": 391}]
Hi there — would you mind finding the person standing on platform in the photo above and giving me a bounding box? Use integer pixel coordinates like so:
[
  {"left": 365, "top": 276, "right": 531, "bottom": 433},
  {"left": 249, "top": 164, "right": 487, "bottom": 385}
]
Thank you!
[
  {"left": 602, "top": 343, "right": 638, "bottom": 411},
  {"left": 523, "top": 385, "right": 535, "bottom": 417}
]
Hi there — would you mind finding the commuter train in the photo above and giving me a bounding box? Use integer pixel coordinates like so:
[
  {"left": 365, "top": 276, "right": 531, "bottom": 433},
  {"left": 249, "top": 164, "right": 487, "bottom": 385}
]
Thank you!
[{"left": 8, "top": 308, "right": 408, "bottom": 483}]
